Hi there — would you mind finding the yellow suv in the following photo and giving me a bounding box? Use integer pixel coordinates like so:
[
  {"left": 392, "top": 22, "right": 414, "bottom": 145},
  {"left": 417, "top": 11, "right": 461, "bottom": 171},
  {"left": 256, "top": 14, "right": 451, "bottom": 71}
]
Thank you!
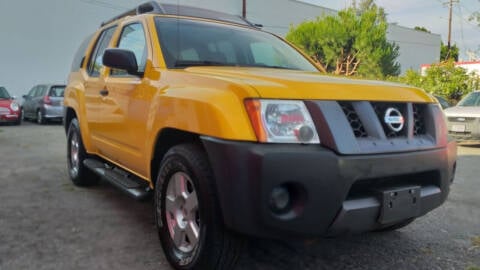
[{"left": 64, "top": 2, "right": 457, "bottom": 269}]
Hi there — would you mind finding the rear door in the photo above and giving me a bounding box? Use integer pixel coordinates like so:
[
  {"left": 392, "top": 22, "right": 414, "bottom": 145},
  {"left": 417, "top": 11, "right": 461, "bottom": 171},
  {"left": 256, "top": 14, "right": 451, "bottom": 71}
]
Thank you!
[
  {"left": 23, "top": 86, "right": 37, "bottom": 118},
  {"left": 83, "top": 26, "right": 118, "bottom": 145}
]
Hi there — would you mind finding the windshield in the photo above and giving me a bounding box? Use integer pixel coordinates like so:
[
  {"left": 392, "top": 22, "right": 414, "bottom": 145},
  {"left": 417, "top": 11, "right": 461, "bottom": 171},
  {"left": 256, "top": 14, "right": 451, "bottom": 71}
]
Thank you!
[
  {"left": 0, "top": 87, "right": 11, "bottom": 99},
  {"left": 457, "top": 92, "right": 480, "bottom": 106},
  {"left": 154, "top": 17, "right": 318, "bottom": 71}
]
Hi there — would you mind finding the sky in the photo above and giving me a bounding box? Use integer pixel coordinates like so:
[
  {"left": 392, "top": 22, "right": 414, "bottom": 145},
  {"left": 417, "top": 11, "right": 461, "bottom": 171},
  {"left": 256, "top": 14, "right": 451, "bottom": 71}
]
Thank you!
[
  {"left": 0, "top": 0, "right": 479, "bottom": 97},
  {"left": 301, "top": 0, "right": 480, "bottom": 60}
]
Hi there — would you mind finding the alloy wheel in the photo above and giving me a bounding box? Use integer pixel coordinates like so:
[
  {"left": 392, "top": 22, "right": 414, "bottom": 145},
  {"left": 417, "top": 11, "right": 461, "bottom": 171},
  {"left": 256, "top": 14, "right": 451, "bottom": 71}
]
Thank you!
[{"left": 165, "top": 172, "right": 200, "bottom": 253}]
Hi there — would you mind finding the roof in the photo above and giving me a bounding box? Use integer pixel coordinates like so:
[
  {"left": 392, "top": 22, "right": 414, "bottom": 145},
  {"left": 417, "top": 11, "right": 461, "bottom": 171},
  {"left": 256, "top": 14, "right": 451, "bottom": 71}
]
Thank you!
[{"left": 101, "top": 1, "right": 255, "bottom": 27}]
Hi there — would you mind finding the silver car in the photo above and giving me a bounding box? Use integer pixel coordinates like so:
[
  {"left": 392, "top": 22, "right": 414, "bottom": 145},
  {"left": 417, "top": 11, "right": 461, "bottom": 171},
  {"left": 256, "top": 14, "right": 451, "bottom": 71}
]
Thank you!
[
  {"left": 22, "top": 84, "right": 65, "bottom": 124},
  {"left": 444, "top": 90, "right": 480, "bottom": 143}
]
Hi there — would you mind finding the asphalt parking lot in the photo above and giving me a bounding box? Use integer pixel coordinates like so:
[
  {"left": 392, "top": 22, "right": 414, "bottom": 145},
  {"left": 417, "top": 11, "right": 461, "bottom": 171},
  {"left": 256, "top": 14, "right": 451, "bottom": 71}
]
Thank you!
[{"left": 0, "top": 122, "right": 479, "bottom": 270}]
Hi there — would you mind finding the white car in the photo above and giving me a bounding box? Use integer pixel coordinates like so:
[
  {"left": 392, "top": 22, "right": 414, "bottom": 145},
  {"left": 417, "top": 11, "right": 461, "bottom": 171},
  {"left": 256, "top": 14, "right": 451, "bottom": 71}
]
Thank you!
[{"left": 444, "top": 90, "right": 480, "bottom": 143}]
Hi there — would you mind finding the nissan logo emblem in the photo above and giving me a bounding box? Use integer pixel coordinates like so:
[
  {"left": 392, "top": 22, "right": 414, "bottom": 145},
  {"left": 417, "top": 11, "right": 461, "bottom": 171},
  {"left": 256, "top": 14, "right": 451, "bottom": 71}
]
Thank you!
[{"left": 384, "top": 108, "right": 404, "bottom": 132}]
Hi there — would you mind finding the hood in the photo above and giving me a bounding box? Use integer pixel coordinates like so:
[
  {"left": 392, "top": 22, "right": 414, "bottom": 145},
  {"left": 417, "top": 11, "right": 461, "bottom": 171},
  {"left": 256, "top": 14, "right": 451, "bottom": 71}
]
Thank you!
[
  {"left": 444, "top": 106, "right": 480, "bottom": 118},
  {"left": 183, "top": 67, "right": 434, "bottom": 103},
  {"left": 0, "top": 99, "right": 12, "bottom": 107}
]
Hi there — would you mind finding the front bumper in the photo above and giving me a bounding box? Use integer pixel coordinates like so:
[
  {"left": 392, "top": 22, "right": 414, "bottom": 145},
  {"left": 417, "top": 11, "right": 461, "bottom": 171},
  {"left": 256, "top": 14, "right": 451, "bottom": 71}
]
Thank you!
[
  {"left": 202, "top": 137, "right": 457, "bottom": 238},
  {"left": 0, "top": 113, "right": 20, "bottom": 123},
  {"left": 447, "top": 117, "right": 480, "bottom": 143}
]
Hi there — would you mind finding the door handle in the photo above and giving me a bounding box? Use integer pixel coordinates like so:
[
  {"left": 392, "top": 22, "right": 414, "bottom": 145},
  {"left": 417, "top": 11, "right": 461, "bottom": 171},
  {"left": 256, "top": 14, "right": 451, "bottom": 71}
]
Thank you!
[{"left": 99, "top": 89, "right": 109, "bottom": 96}]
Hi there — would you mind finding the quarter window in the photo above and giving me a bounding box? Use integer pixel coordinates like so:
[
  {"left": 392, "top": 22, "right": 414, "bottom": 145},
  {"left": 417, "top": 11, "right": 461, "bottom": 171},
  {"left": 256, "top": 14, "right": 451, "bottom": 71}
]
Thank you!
[{"left": 87, "top": 26, "right": 117, "bottom": 77}]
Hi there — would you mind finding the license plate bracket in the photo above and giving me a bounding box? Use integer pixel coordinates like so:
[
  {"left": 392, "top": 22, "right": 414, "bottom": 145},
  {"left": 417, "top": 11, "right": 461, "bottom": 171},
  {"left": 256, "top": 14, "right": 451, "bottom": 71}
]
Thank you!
[
  {"left": 377, "top": 186, "right": 421, "bottom": 224},
  {"left": 451, "top": 124, "right": 466, "bottom": 132}
]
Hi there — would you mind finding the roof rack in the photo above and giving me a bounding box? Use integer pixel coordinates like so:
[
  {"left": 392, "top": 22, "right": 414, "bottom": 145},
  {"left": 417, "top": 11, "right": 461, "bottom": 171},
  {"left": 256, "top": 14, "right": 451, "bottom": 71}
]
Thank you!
[
  {"left": 100, "top": 1, "right": 256, "bottom": 27},
  {"left": 101, "top": 1, "right": 164, "bottom": 26}
]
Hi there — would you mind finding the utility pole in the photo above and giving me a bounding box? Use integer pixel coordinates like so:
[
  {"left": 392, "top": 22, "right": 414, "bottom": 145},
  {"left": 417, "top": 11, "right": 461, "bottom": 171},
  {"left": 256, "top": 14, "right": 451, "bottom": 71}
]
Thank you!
[
  {"left": 242, "top": 0, "right": 246, "bottom": 18},
  {"left": 446, "top": 0, "right": 459, "bottom": 54}
]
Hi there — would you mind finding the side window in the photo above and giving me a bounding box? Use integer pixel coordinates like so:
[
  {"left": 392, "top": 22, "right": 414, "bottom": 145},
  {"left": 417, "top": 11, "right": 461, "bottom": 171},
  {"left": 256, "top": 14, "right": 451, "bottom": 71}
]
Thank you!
[
  {"left": 27, "top": 86, "right": 37, "bottom": 97},
  {"left": 87, "top": 26, "right": 117, "bottom": 77},
  {"left": 71, "top": 34, "right": 94, "bottom": 72},
  {"left": 36, "top": 86, "right": 47, "bottom": 97},
  {"left": 113, "top": 23, "right": 147, "bottom": 76}
]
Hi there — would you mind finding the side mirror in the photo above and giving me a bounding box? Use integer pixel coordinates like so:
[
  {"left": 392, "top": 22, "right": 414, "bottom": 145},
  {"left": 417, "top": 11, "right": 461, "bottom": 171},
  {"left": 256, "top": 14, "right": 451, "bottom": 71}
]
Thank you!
[
  {"left": 11, "top": 96, "right": 17, "bottom": 100},
  {"left": 103, "top": 48, "right": 142, "bottom": 76}
]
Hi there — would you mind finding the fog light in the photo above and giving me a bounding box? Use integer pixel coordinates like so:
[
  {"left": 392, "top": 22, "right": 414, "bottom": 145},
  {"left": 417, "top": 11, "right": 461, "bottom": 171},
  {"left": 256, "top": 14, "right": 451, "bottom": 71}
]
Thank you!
[
  {"left": 269, "top": 186, "right": 291, "bottom": 213},
  {"left": 296, "top": 125, "right": 314, "bottom": 142}
]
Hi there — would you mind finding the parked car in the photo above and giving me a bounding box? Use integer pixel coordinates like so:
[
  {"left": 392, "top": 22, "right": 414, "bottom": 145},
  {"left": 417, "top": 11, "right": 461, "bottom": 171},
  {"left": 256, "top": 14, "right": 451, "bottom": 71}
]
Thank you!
[
  {"left": 22, "top": 84, "right": 65, "bottom": 124},
  {"left": 0, "top": 86, "right": 21, "bottom": 125},
  {"left": 434, "top": 95, "right": 451, "bottom": 109},
  {"left": 63, "top": 2, "right": 457, "bottom": 269},
  {"left": 444, "top": 90, "right": 480, "bottom": 144}
]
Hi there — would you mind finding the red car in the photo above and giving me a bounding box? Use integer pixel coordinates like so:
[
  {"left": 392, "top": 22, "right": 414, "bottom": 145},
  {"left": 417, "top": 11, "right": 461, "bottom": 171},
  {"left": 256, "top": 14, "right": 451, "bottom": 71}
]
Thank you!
[{"left": 0, "top": 86, "right": 21, "bottom": 125}]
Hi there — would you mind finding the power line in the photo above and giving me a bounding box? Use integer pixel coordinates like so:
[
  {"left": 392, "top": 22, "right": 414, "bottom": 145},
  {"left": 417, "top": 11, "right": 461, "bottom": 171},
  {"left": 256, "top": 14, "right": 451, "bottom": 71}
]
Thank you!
[{"left": 78, "top": 0, "right": 129, "bottom": 11}]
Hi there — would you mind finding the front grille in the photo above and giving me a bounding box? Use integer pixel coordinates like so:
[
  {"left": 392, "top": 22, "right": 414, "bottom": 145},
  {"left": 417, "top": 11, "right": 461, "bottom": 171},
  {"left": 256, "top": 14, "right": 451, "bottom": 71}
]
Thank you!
[
  {"left": 0, "top": 107, "right": 9, "bottom": 115},
  {"left": 413, "top": 104, "right": 427, "bottom": 136},
  {"left": 338, "top": 101, "right": 429, "bottom": 139},
  {"left": 339, "top": 102, "right": 367, "bottom": 137},
  {"left": 372, "top": 102, "right": 408, "bottom": 138}
]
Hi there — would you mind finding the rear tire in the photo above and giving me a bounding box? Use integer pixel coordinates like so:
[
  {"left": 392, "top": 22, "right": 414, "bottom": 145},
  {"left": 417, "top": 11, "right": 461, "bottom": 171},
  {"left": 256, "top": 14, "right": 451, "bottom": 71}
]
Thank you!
[
  {"left": 37, "top": 110, "right": 46, "bottom": 124},
  {"left": 154, "top": 144, "right": 243, "bottom": 270},
  {"left": 66, "top": 118, "right": 99, "bottom": 186}
]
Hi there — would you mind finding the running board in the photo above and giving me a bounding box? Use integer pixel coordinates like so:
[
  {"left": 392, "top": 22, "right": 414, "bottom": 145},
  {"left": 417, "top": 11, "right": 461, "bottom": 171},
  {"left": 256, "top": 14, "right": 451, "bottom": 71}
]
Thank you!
[{"left": 83, "top": 158, "right": 151, "bottom": 200}]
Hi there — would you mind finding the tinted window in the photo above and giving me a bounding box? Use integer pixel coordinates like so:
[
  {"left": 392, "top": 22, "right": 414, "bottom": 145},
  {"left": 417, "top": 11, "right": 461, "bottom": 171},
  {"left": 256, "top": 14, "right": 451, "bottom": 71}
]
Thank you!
[
  {"left": 112, "top": 23, "right": 147, "bottom": 75},
  {"left": 49, "top": 86, "right": 65, "bottom": 97},
  {"left": 33, "top": 86, "right": 46, "bottom": 97},
  {"left": 71, "top": 34, "right": 94, "bottom": 72},
  {"left": 154, "top": 17, "right": 317, "bottom": 71},
  {"left": 27, "top": 86, "right": 37, "bottom": 97},
  {"left": 87, "top": 26, "right": 117, "bottom": 77}
]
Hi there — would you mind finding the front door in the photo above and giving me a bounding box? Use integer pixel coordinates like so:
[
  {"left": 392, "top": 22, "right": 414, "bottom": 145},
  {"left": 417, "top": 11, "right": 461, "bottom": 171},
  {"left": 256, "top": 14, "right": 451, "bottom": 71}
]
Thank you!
[{"left": 99, "top": 22, "right": 153, "bottom": 177}]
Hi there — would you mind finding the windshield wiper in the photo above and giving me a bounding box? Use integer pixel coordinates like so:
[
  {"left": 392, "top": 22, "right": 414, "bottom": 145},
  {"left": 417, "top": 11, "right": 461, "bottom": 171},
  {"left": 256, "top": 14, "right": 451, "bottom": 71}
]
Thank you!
[
  {"left": 174, "top": 60, "right": 233, "bottom": 68},
  {"left": 248, "top": 63, "right": 300, "bottom": 70}
]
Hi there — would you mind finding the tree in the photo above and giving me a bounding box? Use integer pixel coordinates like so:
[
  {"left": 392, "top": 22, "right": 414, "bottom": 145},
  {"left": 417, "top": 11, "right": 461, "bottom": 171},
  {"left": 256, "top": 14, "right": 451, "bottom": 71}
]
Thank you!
[
  {"left": 440, "top": 42, "right": 459, "bottom": 61},
  {"left": 286, "top": 2, "right": 399, "bottom": 78},
  {"left": 414, "top": 26, "right": 431, "bottom": 33},
  {"left": 399, "top": 60, "right": 480, "bottom": 102}
]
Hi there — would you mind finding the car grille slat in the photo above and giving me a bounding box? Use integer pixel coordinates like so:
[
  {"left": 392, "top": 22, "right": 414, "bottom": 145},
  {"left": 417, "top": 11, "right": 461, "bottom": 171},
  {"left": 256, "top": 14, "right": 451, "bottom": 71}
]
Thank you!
[
  {"left": 339, "top": 102, "right": 368, "bottom": 138},
  {"left": 413, "top": 104, "right": 427, "bottom": 136}
]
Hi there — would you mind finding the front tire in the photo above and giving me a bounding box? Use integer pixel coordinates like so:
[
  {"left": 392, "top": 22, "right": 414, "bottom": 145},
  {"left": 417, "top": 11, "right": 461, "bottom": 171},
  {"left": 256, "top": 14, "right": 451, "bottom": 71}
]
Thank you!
[
  {"left": 66, "top": 118, "right": 99, "bottom": 186},
  {"left": 154, "top": 144, "right": 243, "bottom": 270}
]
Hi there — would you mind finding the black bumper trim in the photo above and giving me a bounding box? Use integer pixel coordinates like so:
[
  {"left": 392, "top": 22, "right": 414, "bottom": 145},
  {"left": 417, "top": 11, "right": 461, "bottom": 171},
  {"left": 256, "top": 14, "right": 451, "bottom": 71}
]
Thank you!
[{"left": 201, "top": 137, "right": 457, "bottom": 239}]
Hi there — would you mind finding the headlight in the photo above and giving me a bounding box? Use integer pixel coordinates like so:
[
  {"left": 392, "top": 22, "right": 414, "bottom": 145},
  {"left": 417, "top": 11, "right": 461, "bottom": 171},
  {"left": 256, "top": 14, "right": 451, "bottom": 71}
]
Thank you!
[
  {"left": 10, "top": 102, "right": 19, "bottom": 112},
  {"left": 245, "top": 99, "right": 320, "bottom": 144}
]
